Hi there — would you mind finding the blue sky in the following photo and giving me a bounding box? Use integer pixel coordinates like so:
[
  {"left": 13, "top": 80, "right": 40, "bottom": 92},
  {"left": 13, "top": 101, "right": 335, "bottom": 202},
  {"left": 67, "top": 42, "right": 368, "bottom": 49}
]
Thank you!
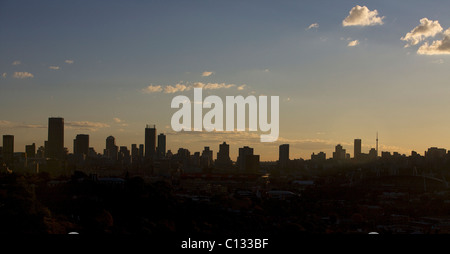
[{"left": 1, "top": 0, "right": 450, "bottom": 160}]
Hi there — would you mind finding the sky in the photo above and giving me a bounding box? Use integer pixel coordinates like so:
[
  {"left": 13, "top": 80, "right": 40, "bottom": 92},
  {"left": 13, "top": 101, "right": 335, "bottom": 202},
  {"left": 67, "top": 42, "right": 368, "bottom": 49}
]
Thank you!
[{"left": 1, "top": 0, "right": 450, "bottom": 161}]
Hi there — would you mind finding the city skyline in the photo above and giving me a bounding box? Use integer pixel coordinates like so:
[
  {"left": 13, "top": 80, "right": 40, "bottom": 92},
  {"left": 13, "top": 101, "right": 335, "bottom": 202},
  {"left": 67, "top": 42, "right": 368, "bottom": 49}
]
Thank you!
[{"left": 2, "top": 1, "right": 450, "bottom": 161}]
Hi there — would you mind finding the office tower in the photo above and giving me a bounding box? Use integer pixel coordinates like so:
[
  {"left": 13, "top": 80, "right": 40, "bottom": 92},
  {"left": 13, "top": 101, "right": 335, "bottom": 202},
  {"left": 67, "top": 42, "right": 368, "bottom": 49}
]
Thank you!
[
  {"left": 279, "top": 144, "right": 289, "bottom": 169},
  {"left": 145, "top": 125, "right": 156, "bottom": 159},
  {"left": 25, "top": 143, "right": 36, "bottom": 158},
  {"left": 215, "top": 142, "right": 232, "bottom": 168},
  {"left": 74, "top": 134, "right": 89, "bottom": 157},
  {"left": 201, "top": 146, "right": 213, "bottom": 168},
  {"left": 119, "top": 146, "right": 131, "bottom": 165},
  {"left": 354, "top": 139, "right": 361, "bottom": 160},
  {"left": 105, "top": 135, "right": 118, "bottom": 161},
  {"left": 131, "top": 144, "right": 139, "bottom": 164},
  {"left": 333, "top": 144, "right": 346, "bottom": 160},
  {"left": 237, "top": 146, "right": 254, "bottom": 171},
  {"left": 47, "top": 117, "right": 64, "bottom": 160},
  {"left": 139, "top": 144, "right": 144, "bottom": 158},
  {"left": 157, "top": 133, "right": 166, "bottom": 159},
  {"left": 2, "top": 135, "right": 14, "bottom": 166}
]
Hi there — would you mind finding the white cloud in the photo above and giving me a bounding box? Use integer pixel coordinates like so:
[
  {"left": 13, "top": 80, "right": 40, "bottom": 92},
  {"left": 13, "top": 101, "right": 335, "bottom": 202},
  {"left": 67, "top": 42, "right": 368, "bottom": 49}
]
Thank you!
[
  {"left": 417, "top": 28, "right": 450, "bottom": 55},
  {"left": 141, "top": 85, "right": 163, "bottom": 93},
  {"left": 165, "top": 83, "right": 189, "bottom": 93},
  {"left": 237, "top": 84, "right": 246, "bottom": 91},
  {"left": 113, "top": 117, "right": 122, "bottom": 123},
  {"left": 401, "top": 18, "right": 443, "bottom": 47},
  {"left": 430, "top": 59, "right": 445, "bottom": 64},
  {"left": 13, "top": 72, "right": 34, "bottom": 79},
  {"left": 66, "top": 121, "right": 110, "bottom": 131},
  {"left": 347, "top": 40, "right": 360, "bottom": 47},
  {"left": 12, "top": 60, "right": 21, "bottom": 66},
  {"left": 142, "top": 82, "right": 237, "bottom": 94},
  {"left": 1, "top": 73, "right": 6, "bottom": 78},
  {"left": 342, "top": 5, "right": 384, "bottom": 27},
  {"left": 193, "top": 82, "right": 235, "bottom": 90},
  {"left": 201, "top": 71, "right": 213, "bottom": 77},
  {"left": 49, "top": 66, "right": 60, "bottom": 70},
  {"left": 65, "top": 59, "right": 74, "bottom": 64},
  {"left": 307, "top": 23, "right": 319, "bottom": 30}
]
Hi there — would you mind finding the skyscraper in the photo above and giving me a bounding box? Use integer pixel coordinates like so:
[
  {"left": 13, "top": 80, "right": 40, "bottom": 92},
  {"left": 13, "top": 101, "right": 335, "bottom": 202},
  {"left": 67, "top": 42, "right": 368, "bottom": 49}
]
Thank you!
[
  {"left": 145, "top": 125, "right": 156, "bottom": 159},
  {"left": 333, "top": 144, "right": 346, "bottom": 160},
  {"left": 354, "top": 139, "right": 361, "bottom": 160},
  {"left": 74, "top": 134, "right": 89, "bottom": 157},
  {"left": 2, "top": 135, "right": 14, "bottom": 167},
  {"left": 105, "top": 135, "right": 118, "bottom": 161},
  {"left": 157, "top": 133, "right": 166, "bottom": 159},
  {"left": 237, "top": 146, "right": 254, "bottom": 171},
  {"left": 47, "top": 117, "right": 64, "bottom": 160},
  {"left": 216, "top": 142, "right": 232, "bottom": 168},
  {"left": 201, "top": 146, "right": 213, "bottom": 168},
  {"left": 279, "top": 144, "right": 289, "bottom": 169},
  {"left": 25, "top": 143, "right": 36, "bottom": 158}
]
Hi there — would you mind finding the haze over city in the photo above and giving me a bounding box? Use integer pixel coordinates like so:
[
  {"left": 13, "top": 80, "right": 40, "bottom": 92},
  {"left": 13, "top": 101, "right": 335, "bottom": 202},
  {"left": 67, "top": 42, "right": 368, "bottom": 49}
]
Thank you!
[{"left": 1, "top": 0, "right": 450, "bottom": 161}]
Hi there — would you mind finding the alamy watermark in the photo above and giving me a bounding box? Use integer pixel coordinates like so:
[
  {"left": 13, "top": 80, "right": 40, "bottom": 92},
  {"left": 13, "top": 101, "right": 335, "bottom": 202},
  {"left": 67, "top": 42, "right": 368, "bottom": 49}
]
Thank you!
[{"left": 171, "top": 88, "right": 279, "bottom": 142}]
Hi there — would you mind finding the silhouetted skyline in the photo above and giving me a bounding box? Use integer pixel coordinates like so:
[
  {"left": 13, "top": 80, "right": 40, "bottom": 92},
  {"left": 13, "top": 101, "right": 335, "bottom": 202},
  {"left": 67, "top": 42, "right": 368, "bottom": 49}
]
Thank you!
[{"left": 2, "top": 1, "right": 450, "bottom": 161}]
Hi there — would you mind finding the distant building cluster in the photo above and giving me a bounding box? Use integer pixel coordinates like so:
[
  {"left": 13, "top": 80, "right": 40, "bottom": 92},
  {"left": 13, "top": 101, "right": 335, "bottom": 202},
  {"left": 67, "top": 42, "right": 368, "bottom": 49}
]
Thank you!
[{"left": 2, "top": 117, "right": 450, "bottom": 179}]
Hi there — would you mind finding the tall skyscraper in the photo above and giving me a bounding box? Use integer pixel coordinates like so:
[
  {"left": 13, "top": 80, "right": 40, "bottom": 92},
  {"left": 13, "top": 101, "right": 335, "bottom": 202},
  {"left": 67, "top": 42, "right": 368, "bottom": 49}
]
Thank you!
[
  {"left": 105, "top": 135, "right": 118, "bottom": 161},
  {"left": 157, "top": 133, "right": 166, "bottom": 159},
  {"left": 74, "top": 134, "right": 89, "bottom": 157},
  {"left": 279, "top": 144, "right": 289, "bottom": 169},
  {"left": 47, "top": 117, "right": 64, "bottom": 160},
  {"left": 25, "top": 143, "right": 36, "bottom": 158},
  {"left": 333, "top": 144, "right": 346, "bottom": 160},
  {"left": 139, "top": 144, "right": 144, "bottom": 158},
  {"left": 354, "top": 139, "right": 362, "bottom": 160},
  {"left": 201, "top": 146, "right": 213, "bottom": 168},
  {"left": 145, "top": 125, "right": 156, "bottom": 159},
  {"left": 237, "top": 146, "right": 254, "bottom": 171},
  {"left": 216, "top": 142, "right": 232, "bottom": 168},
  {"left": 2, "top": 135, "right": 14, "bottom": 167}
]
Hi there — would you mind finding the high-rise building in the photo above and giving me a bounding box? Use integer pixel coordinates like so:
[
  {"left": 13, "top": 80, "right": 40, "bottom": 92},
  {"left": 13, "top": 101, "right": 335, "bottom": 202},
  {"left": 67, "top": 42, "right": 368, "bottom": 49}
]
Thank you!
[
  {"left": 2, "top": 135, "right": 14, "bottom": 166},
  {"left": 354, "top": 139, "right": 361, "bottom": 160},
  {"left": 47, "top": 117, "right": 64, "bottom": 160},
  {"left": 157, "top": 133, "right": 166, "bottom": 159},
  {"left": 311, "top": 151, "right": 326, "bottom": 161},
  {"left": 74, "top": 134, "right": 89, "bottom": 157},
  {"left": 215, "top": 142, "right": 232, "bottom": 168},
  {"left": 139, "top": 144, "right": 144, "bottom": 158},
  {"left": 333, "top": 144, "right": 346, "bottom": 160},
  {"left": 201, "top": 146, "right": 213, "bottom": 168},
  {"left": 145, "top": 125, "right": 156, "bottom": 159},
  {"left": 25, "top": 143, "right": 36, "bottom": 158},
  {"left": 237, "top": 146, "right": 254, "bottom": 171},
  {"left": 131, "top": 144, "right": 139, "bottom": 164},
  {"left": 105, "top": 136, "right": 118, "bottom": 161},
  {"left": 279, "top": 144, "right": 289, "bottom": 169}
]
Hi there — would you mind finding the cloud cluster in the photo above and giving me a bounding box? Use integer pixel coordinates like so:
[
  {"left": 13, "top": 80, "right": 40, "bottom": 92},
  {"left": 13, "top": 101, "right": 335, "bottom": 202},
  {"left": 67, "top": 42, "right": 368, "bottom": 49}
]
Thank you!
[
  {"left": 342, "top": 5, "right": 384, "bottom": 27},
  {"left": 12, "top": 60, "right": 21, "bottom": 66},
  {"left": 347, "top": 40, "right": 360, "bottom": 47},
  {"left": 13, "top": 72, "right": 34, "bottom": 79},
  {"left": 402, "top": 18, "right": 450, "bottom": 55},
  {"left": 142, "top": 82, "right": 242, "bottom": 94},
  {"left": 307, "top": 23, "right": 319, "bottom": 30},
  {"left": 65, "top": 59, "right": 74, "bottom": 64},
  {"left": 201, "top": 71, "right": 213, "bottom": 77},
  {"left": 417, "top": 29, "right": 450, "bottom": 55},
  {"left": 401, "top": 18, "right": 443, "bottom": 47},
  {"left": 49, "top": 66, "right": 60, "bottom": 70}
]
